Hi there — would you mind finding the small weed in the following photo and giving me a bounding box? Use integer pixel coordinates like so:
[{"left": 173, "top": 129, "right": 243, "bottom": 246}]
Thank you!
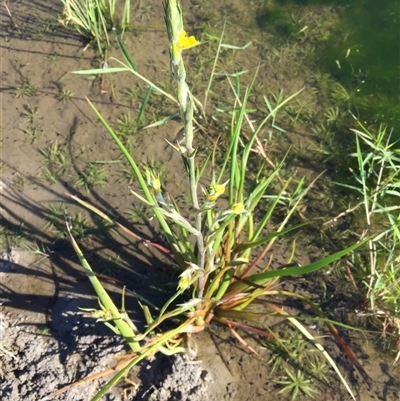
[
  {"left": 145, "top": 59, "right": 158, "bottom": 71},
  {"left": 57, "top": 89, "right": 74, "bottom": 102},
  {"left": 22, "top": 125, "right": 44, "bottom": 143},
  {"left": 331, "top": 82, "right": 359, "bottom": 109},
  {"left": 136, "top": 3, "right": 152, "bottom": 21},
  {"left": 120, "top": 167, "right": 136, "bottom": 185},
  {"left": 309, "top": 358, "right": 330, "bottom": 384},
  {"left": 38, "top": 326, "right": 51, "bottom": 335},
  {"left": 262, "top": 332, "right": 311, "bottom": 374},
  {"left": 21, "top": 104, "right": 38, "bottom": 123},
  {"left": 25, "top": 241, "right": 52, "bottom": 257},
  {"left": 127, "top": 204, "right": 149, "bottom": 222},
  {"left": 286, "top": 97, "right": 314, "bottom": 124},
  {"left": 39, "top": 166, "right": 64, "bottom": 184},
  {"left": 262, "top": 338, "right": 291, "bottom": 374},
  {"left": 72, "top": 143, "right": 87, "bottom": 158},
  {"left": 69, "top": 212, "right": 92, "bottom": 239},
  {"left": 75, "top": 163, "right": 108, "bottom": 192},
  {"left": 292, "top": 141, "right": 314, "bottom": 160},
  {"left": 116, "top": 113, "right": 137, "bottom": 136},
  {"left": 35, "top": 17, "right": 59, "bottom": 39},
  {"left": 44, "top": 203, "right": 91, "bottom": 240},
  {"left": 14, "top": 79, "right": 37, "bottom": 98},
  {"left": 95, "top": 217, "right": 117, "bottom": 236},
  {"left": 143, "top": 159, "right": 166, "bottom": 179},
  {"left": 12, "top": 172, "right": 27, "bottom": 188},
  {"left": 310, "top": 123, "right": 325, "bottom": 137},
  {"left": 44, "top": 54, "right": 59, "bottom": 62},
  {"left": 0, "top": 223, "right": 27, "bottom": 248},
  {"left": 99, "top": 254, "right": 121, "bottom": 276},
  {"left": 121, "top": 86, "right": 138, "bottom": 106},
  {"left": 311, "top": 71, "right": 336, "bottom": 102},
  {"left": 40, "top": 141, "right": 68, "bottom": 169},
  {"left": 324, "top": 106, "right": 340, "bottom": 125},
  {"left": 276, "top": 368, "right": 318, "bottom": 400},
  {"left": 123, "top": 140, "right": 136, "bottom": 156},
  {"left": 44, "top": 203, "right": 68, "bottom": 236}
]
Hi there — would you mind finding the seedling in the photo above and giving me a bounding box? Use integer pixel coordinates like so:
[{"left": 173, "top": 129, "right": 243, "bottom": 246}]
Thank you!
[
  {"left": 116, "top": 112, "right": 136, "bottom": 136},
  {"left": 44, "top": 54, "right": 60, "bottom": 63},
  {"left": 40, "top": 141, "right": 68, "bottom": 169},
  {"left": 331, "top": 82, "right": 359, "bottom": 109},
  {"left": 324, "top": 106, "right": 340, "bottom": 125},
  {"left": 0, "top": 223, "right": 27, "bottom": 248},
  {"left": 21, "top": 104, "right": 38, "bottom": 123},
  {"left": 309, "top": 358, "right": 330, "bottom": 384},
  {"left": 22, "top": 125, "right": 44, "bottom": 143},
  {"left": 57, "top": 89, "right": 74, "bottom": 102},
  {"left": 12, "top": 172, "right": 27, "bottom": 188},
  {"left": 75, "top": 162, "right": 108, "bottom": 192},
  {"left": 276, "top": 368, "right": 318, "bottom": 400},
  {"left": 119, "top": 167, "right": 136, "bottom": 185},
  {"left": 39, "top": 166, "right": 64, "bottom": 184},
  {"left": 44, "top": 203, "right": 69, "bottom": 236},
  {"left": 39, "top": 140, "right": 68, "bottom": 184},
  {"left": 14, "top": 79, "right": 37, "bottom": 98},
  {"left": 127, "top": 204, "right": 149, "bottom": 222},
  {"left": 44, "top": 204, "right": 91, "bottom": 240},
  {"left": 121, "top": 85, "right": 138, "bottom": 106},
  {"left": 99, "top": 254, "right": 121, "bottom": 276},
  {"left": 69, "top": 212, "right": 91, "bottom": 240},
  {"left": 261, "top": 331, "right": 318, "bottom": 376},
  {"left": 136, "top": 3, "right": 152, "bottom": 21}
]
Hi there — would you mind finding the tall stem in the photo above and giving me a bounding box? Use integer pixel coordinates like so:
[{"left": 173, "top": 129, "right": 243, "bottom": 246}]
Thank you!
[{"left": 164, "top": 0, "right": 204, "bottom": 272}]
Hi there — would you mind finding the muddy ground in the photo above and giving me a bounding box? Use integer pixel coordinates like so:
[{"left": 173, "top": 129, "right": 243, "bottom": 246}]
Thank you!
[{"left": 0, "top": 1, "right": 399, "bottom": 400}]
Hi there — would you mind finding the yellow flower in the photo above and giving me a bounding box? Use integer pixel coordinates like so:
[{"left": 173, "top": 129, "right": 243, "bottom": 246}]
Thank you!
[
  {"left": 231, "top": 203, "right": 245, "bottom": 214},
  {"left": 178, "top": 263, "right": 200, "bottom": 291},
  {"left": 146, "top": 169, "right": 162, "bottom": 193},
  {"left": 176, "top": 30, "right": 200, "bottom": 50},
  {"left": 204, "top": 183, "right": 226, "bottom": 202},
  {"left": 152, "top": 177, "right": 161, "bottom": 192}
]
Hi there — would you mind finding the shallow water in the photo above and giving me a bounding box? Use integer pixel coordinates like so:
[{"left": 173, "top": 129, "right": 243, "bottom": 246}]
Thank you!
[{"left": 255, "top": 0, "right": 400, "bottom": 140}]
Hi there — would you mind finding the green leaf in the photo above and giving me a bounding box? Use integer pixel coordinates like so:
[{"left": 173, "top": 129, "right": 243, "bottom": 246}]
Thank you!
[
  {"left": 113, "top": 28, "right": 136, "bottom": 71},
  {"left": 233, "top": 222, "right": 308, "bottom": 253},
  {"left": 72, "top": 67, "right": 129, "bottom": 75},
  {"left": 228, "top": 237, "right": 370, "bottom": 292}
]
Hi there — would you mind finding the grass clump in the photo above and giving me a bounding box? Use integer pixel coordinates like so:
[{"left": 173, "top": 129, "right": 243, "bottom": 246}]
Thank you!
[
  {"left": 332, "top": 121, "right": 400, "bottom": 349},
  {"left": 22, "top": 126, "right": 44, "bottom": 144},
  {"left": 39, "top": 141, "right": 69, "bottom": 184},
  {"left": 75, "top": 162, "right": 108, "bottom": 192},
  {"left": 14, "top": 79, "right": 37, "bottom": 98},
  {"left": 59, "top": 0, "right": 131, "bottom": 56},
  {"left": 47, "top": 1, "right": 374, "bottom": 400},
  {"left": 44, "top": 203, "right": 91, "bottom": 240}
]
